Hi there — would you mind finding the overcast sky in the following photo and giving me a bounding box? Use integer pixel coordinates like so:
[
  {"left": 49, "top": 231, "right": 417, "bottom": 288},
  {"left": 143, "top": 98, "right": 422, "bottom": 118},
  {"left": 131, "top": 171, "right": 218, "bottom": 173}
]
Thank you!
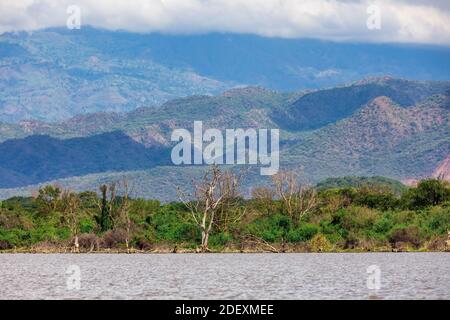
[{"left": 1, "top": 0, "right": 449, "bottom": 45}]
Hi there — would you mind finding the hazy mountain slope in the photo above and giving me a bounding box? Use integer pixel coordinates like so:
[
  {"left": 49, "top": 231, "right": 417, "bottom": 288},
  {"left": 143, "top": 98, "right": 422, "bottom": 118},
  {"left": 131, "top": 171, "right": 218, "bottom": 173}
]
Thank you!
[
  {"left": 284, "top": 95, "right": 450, "bottom": 181},
  {"left": 75, "top": 29, "right": 450, "bottom": 90},
  {"left": 0, "top": 131, "right": 170, "bottom": 188},
  {"left": 2, "top": 27, "right": 450, "bottom": 122},
  {"left": 0, "top": 29, "right": 232, "bottom": 122},
  {"left": 275, "top": 77, "right": 450, "bottom": 130},
  {"left": 0, "top": 87, "right": 293, "bottom": 145},
  {"left": 316, "top": 176, "right": 407, "bottom": 195},
  {"left": 0, "top": 79, "right": 448, "bottom": 198},
  {"left": 0, "top": 165, "right": 272, "bottom": 201},
  {"left": 433, "top": 156, "right": 450, "bottom": 180},
  {"left": 1, "top": 78, "right": 448, "bottom": 144}
]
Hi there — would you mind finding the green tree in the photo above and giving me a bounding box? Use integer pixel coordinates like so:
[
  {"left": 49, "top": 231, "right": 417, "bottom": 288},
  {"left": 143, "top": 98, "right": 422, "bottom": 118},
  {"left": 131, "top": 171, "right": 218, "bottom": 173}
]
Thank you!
[
  {"left": 402, "top": 179, "right": 450, "bottom": 209},
  {"left": 98, "top": 184, "right": 112, "bottom": 232},
  {"left": 36, "top": 185, "right": 62, "bottom": 214}
]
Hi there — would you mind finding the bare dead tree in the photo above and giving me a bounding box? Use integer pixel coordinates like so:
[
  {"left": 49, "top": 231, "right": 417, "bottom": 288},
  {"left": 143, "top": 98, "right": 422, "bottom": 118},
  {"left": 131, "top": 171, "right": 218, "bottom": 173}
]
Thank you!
[
  {"left": 178, "top": 166, "right": 241, "bottom": 252},
  {"left": 108, "top": 182, "right": 117, "bottom": 225},
  {"left": 115, "top": 179, "right": 132, "bottom": 253},
  {"left": 272, "top": 170, "right": 319, "bottom": 224},
  {"left": 242, "top": 234, "right": 280, "bottom": 253},
  {"left": 60, "top": 189, "right": 81, "bottom": 253},
  {"left": 214, "top": 170, "right": 246, "bottom": 233},
  {"left": 251, "top": 187, "right": 276, "bottom": 216}
]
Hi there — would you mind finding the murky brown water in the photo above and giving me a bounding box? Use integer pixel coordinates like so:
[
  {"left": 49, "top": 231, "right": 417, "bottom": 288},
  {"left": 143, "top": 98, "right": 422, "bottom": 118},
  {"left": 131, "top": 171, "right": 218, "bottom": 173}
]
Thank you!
[{"left": 0, "top": 253, "right": 449, "bottom": 299}]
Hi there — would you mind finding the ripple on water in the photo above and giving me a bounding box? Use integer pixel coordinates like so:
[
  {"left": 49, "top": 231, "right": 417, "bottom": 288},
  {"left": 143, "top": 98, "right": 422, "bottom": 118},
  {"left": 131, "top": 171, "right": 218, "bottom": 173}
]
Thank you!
[{"left": 0, "top": 253, "right": 449, "bottom": 299}]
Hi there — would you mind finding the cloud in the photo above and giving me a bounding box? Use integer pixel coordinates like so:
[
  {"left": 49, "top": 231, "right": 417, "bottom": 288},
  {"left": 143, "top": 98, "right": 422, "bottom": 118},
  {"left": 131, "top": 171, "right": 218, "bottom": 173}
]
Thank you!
[{"left": 1, "top": 0, "right": 449, "bottom": 45}]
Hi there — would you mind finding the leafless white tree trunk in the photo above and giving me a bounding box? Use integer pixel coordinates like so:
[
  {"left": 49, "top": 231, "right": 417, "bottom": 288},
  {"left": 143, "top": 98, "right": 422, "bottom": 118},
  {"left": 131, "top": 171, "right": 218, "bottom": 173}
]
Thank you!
[
  {"left": 61, "top": 190, "right": 81, "bottom": 253},
  {"left": 114, "top": 179, "right": 132, "bottom": 253},
  {"left": 178, "top": 166, "right": 242, "bottom": 252},
  {"left": 272, "top": 170, "right": 319, "bottom": 224}
]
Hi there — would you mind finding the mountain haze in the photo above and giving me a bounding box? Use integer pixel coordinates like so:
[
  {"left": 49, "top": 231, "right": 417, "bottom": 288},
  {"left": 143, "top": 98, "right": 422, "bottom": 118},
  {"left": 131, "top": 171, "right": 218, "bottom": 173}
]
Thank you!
[{"left": 1, "top": 27, "right": 450, "bottom": 122}]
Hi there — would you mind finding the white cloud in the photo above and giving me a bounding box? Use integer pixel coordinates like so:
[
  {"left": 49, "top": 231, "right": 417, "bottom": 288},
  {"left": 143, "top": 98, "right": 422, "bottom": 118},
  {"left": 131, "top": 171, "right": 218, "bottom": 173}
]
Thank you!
[{"left": 0, "top": 0, "right": 449, "bottom": 45}]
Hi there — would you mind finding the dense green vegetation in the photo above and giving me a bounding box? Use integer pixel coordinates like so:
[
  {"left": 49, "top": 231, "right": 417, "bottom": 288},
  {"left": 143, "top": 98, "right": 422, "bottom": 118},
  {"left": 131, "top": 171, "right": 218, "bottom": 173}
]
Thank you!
[{"left": 0, "top": 174, "right": 449, "bottom": 253}]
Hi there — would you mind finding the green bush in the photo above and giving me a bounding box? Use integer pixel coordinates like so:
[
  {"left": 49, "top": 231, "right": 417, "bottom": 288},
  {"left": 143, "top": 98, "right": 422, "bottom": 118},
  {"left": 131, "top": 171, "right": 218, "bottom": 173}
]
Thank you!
[
  {"left": 209, "top": 232, "right": 233, "bottom": 246},
  {"left": 424, "top": 206, "right": 450, "bottom": 235},
  {"left": 79, "top": 217, "right": 96, "bottom": 234},
  {"left": 244, "top": 214, "right": 292, "bottom": 243},
  {"left": 151, "top": 207, "right": 198, "bottom": 242},
  {"left": 287, "top": 223, "right": 318, "bottom": 242},
  {"left": 354, "top": 188, "right": 398, "bottom": 210},
  {"left": 373, "top": 214, "right": 393, "bottom": 234}
]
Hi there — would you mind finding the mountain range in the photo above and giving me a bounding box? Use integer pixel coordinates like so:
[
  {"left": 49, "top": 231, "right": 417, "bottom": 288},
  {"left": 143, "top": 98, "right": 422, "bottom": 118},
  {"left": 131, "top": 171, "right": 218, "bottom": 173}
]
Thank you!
[
  {"left": 1, "top": 27, "right": 450, "bottom": 122},
  {"left": 1, "top": 28, "right": 449, "bottom": 200},
  {"left": 0, "top": 76, "right": 449, "bottom": 200}
]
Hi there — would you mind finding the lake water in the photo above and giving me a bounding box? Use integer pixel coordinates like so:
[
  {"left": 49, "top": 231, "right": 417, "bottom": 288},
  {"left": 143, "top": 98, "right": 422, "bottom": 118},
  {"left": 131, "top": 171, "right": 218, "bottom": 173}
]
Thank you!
[{"left": 0, "top": 253, "right": 449, "bottom": 300}]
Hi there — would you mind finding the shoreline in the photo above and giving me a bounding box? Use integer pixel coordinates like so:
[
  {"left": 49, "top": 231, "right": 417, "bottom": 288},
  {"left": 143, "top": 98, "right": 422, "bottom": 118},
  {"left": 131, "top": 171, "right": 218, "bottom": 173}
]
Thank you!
[{"left": 2, "top": 246, "right": 449, "bottom": 254}]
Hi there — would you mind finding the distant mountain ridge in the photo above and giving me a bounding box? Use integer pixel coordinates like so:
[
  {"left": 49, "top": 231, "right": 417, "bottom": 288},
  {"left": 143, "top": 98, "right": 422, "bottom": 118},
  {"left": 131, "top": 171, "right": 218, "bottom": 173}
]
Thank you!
[
  {"left": 1, "top": 27, "right": 450, "bottom": 122},
  {"left": 1, "top": 77, "right": 448, "bottom": 143},
  {"left": 0, "top": 29, "right": 233, "bottom": 122},
  {"left": 275, "top": 77, "right": 450, "bottom": 130},
  {"left": 0, "top": 86, "right": 293, "bottom": 144},
  {"left": 284, "top": 94, "right": 450, "bottom": 182},
  {"left": 0, "top": 131, "right": 170, "bottom": 188},
  {"left": 0, "top": 77, "right": 448, "bottom": 195}
]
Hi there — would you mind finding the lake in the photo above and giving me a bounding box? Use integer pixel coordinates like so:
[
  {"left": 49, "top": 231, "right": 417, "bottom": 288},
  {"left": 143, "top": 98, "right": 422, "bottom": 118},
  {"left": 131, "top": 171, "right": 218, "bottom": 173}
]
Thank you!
[{"left": 0, "top": 253, "right": 449, "bottom": 299}]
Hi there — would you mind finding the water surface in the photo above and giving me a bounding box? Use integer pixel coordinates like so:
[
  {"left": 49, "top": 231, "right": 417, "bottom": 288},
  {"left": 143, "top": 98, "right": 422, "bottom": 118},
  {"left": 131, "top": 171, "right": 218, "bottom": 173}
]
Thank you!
[{"left": 0, "top": 253, "right": 448, "bottom": 299}]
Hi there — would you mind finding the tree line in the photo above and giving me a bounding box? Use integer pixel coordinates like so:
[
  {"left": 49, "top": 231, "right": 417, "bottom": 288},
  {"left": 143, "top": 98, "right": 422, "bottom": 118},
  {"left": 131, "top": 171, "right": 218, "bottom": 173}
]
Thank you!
[{"left": 0, "top": 167, "right": 449, "bottom": 252}]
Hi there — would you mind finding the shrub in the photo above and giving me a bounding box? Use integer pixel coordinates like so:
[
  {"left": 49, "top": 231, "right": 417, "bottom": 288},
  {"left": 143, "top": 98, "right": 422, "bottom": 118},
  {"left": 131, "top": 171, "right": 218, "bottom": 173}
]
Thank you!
[
  {"left": 243, "top": 214, "right": 292, "bottom": 243},
  {"left": 134, "top": 237, "right": 152, "bottom": 250},
  {"left": 151, "top": 208, "right": 198, "bottom": 242},
  {"left": 310, "top": 234, "right": 333, "bottom": 252},
  {"left": 391, "top": 210, "right": 416, "bottom": 225},
  {"left": 389, "top": 226, "right": 422, "bottom": 248},
  {"left": 426, "top": 206, "right": 450, "bottom": 235},
  {"left": 319, "top": 190, "right": 351, "bottom": 213},
  {"left": 287, "top": 223, "right": 318, "bottom": 242},
  {"left": 342, "top": 206, "right": 380, "bottom": 230},
  {"left": 79, "top": 218, "right": 96, "bottom": 234},
  {"left": 0, "top": 211, "right": 20, "bottom": 229},
  {"left": 77, "top": 233, "right": 99, "bottom": 250},
  {"left": 426, "top": 235, "right": 447, "bottom": 251},
  {"left": 373, "top": 215, "right": 393, "bottom": 234},
  {"left": 209, "top": 232, "right": 233, "bottom": 246},
  {"left": 354, "top": 188, "right": 398, "bottom": 210},
  {"left": 101, "top": 229, "right": 127, "bottom": 248},
  {"left": 0, "top": 239, "right": 12, "bottom": 250},
  {"left": 344, "top": 231, "right": 359, "bottom": 249},
  {"left": 0, "top": 228, "right": 27, "bottom": 247}
]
